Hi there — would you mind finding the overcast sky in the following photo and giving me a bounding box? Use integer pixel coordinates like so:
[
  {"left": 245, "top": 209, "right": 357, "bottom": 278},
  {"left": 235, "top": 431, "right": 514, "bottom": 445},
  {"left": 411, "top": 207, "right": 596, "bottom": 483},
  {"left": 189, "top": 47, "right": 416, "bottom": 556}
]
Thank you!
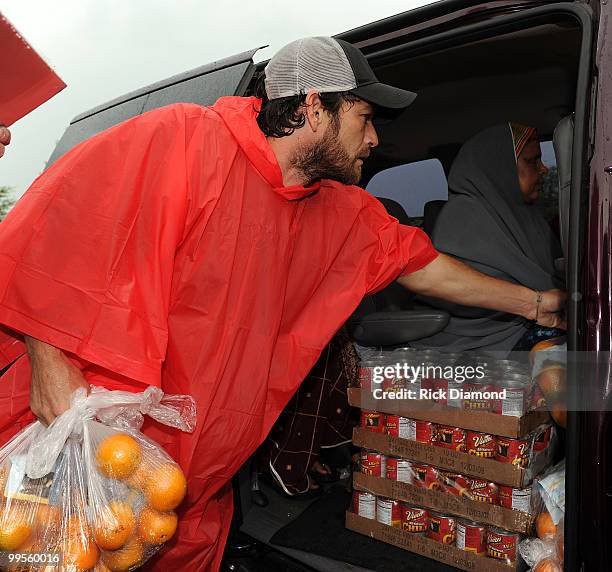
[{"left": 2, "top": 0, "right": 437, "bottom": 198}]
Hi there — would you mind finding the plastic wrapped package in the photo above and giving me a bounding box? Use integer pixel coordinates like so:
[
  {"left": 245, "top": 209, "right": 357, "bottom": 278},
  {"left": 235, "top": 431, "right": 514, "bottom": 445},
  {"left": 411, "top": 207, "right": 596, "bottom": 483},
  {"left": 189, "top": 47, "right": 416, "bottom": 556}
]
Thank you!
[
  {"left": 519, "top": 461, "right": 565, "bottom": 572},
  {"left": 529, "top": 337, "right": 567, "bottom": 427},
  {"left": 519, "top": 516, "right": 564, "bottom": 571},
  {"left": 0, "top": 386, "right": 195, "bottom": 571}
]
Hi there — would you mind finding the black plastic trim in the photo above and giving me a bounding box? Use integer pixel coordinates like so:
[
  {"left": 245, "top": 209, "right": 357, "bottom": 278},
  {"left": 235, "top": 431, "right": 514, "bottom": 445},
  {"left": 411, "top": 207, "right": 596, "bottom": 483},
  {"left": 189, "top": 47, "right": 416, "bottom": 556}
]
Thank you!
[{"left": 71, "top": 47, "right": 265, "bottom": 124}]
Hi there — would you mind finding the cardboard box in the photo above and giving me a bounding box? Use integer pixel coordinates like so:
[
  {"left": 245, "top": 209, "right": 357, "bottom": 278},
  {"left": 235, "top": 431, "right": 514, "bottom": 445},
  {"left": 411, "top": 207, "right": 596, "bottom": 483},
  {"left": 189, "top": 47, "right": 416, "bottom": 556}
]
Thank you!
[
  {"left": 353, "top": 428, "right": 550, "bottom": 488},
  {"left": 353, "top": 472, "right": 534, "bottom": 534},
  {"left": 346, "top": 511, "right": 522, "bottom": 572},
  {"left": 349, "top": 388, "right": 550, "bottom": 438}
]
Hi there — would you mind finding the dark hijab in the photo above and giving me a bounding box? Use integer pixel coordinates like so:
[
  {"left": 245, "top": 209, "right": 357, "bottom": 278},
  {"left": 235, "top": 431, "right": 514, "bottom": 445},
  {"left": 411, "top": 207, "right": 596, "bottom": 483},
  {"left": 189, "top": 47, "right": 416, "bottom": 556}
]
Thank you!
[{"left": 413, "top": 123, "right": 563, "bottom": 353}]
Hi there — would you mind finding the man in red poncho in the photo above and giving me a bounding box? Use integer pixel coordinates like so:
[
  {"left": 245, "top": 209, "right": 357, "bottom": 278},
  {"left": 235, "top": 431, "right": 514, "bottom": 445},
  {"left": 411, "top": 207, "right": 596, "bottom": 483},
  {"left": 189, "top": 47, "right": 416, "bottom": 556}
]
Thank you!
[{"left": 0, "top": 37, "right": 564, "bottom": 570}]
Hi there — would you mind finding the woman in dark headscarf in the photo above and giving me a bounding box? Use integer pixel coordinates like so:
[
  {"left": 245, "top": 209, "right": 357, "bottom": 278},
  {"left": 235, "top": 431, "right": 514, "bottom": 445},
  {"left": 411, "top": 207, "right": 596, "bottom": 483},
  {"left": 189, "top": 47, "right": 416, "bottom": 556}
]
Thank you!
[{"left": 414, "top": 123, "right": 564, "bottom": 353}]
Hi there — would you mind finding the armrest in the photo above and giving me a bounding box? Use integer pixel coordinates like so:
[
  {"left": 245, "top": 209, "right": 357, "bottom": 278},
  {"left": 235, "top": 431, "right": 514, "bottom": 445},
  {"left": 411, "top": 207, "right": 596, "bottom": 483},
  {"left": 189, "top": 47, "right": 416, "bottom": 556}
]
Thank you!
[{"left": 346, "top": 310, "right": 450, "bottom": 347}]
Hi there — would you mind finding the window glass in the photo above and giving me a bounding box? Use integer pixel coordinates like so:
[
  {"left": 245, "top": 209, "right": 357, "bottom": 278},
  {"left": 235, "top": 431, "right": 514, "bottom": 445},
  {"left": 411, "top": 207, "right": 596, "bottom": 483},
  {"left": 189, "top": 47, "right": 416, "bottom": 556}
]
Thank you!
[
  {"left": 540, "top": 140, "right": 558, "bottom": 222},
  {"left": 365, "top": 159, "right": 448, "bottom": 218}
]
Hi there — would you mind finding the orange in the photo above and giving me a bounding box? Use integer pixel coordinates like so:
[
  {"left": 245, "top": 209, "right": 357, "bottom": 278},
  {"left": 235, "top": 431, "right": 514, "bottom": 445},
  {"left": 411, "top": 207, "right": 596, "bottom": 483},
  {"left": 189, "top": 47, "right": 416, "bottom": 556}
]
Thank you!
[
  {"left": 64, "top": 534, "right": 100, "bottom": 571},
  {"left": 557, "top": 532, "right": 564, "bottom": 564},
  {"left": 533, "top": 558, "right": 562, "bottom": 572},
  {"left": 550, "top": 404, "right": 567, "bottom": 428},
  {"left": 536, "top": 367, "right": 566, "bottom": 402},
  {"left": 125, "top": 457, "right": 155, "bottom": 490},
  {"left": 101, "top": 537, "right": 145, "bottom": 572},
  {"left": 0, "top": 513, "right": 32, "bottom": 551},
  {"left": 96, "top": 433, "right": 142, "bottom": 480},
  {"left": 92, "top": 501, "right": 136, "bottom": 551},
  {"left": 33, "top": 503, "right": 61, "bottom": 533},
  {"left": 65, "top": 513, "right": 93, "bottom": 542},
  {"left": 536, "top": 511, "right": 557, "bottom": 540},
  {"left": 143, "top": 463, "right": 187, "bottom": 511},
  {"left": 137, "top": 506, "right": 178, "bottom": 545}
]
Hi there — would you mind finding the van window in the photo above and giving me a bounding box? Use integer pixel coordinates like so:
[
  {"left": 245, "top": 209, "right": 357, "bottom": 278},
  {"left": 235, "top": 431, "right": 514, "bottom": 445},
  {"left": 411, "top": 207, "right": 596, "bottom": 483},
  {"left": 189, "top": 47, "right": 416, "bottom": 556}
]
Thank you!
[
  {"left": 365, "top": 159, "right": 448, "bottom": 218},
  {"left": 540, "top": 140, "right": 559, "bottom": 222}
]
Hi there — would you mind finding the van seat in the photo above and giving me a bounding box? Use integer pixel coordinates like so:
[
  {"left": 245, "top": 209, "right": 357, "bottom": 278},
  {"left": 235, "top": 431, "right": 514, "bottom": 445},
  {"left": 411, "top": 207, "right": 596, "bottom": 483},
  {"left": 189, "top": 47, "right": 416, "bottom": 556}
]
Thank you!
[
  {"left": 423, "top": 199, "right": 447, "bottom": 237},
  {"left": 346, "top": 197, "right": 449, "bottom": 347},
  {"left": 553, "top": 113, "right": 574, "bottom": 258}
]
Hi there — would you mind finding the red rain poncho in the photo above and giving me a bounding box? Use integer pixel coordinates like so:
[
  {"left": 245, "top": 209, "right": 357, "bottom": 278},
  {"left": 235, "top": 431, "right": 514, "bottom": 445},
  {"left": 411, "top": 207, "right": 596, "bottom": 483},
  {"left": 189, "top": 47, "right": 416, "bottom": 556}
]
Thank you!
[{"left": 0, "top": 96, "right": 437, "bottom": 570}]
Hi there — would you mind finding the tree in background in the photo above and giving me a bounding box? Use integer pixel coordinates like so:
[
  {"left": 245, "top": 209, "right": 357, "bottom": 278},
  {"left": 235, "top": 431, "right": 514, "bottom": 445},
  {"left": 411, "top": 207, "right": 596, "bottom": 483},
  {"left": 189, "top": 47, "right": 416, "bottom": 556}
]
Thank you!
[
  {"left": 539, "top": 165, "right": 559, "bottom": 222},
  {"left": 0, "top": 186, "right": 17, "bottom": 221}
]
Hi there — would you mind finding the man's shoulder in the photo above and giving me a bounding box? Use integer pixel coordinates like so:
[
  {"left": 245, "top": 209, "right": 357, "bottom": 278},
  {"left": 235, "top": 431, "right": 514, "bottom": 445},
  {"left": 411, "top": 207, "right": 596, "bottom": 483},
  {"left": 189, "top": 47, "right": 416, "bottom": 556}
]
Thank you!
[
  {"left": 138, "top": 102, "right": 222, "bottom": 125},
  {"left": 319, "top": 180, "right": 379, "bottom": 210}
]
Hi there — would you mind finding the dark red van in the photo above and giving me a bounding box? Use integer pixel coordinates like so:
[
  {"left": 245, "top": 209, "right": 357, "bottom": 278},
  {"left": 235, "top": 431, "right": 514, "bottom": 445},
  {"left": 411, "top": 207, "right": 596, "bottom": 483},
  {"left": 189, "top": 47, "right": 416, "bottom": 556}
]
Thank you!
[{"left": 39, "top": 1, "right": 610, "bottom": 570}]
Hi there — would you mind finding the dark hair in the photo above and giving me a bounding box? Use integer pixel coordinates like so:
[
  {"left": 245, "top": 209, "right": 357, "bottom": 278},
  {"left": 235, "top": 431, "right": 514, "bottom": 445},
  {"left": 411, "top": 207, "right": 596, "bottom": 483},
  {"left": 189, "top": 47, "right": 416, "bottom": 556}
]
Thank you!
[{"left": 253, "top": 73, "right": 360, "bottom": 138}]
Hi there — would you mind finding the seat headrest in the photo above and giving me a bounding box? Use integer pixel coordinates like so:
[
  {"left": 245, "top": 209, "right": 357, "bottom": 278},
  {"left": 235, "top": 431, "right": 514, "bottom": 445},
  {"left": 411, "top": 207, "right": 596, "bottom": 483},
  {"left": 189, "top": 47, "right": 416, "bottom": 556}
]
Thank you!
[
  {"left": 375, "top": 197, "right": 410, "bottom": 225},
  {"left": 552, "top": 113, "right": 574, "bottom": 257}
]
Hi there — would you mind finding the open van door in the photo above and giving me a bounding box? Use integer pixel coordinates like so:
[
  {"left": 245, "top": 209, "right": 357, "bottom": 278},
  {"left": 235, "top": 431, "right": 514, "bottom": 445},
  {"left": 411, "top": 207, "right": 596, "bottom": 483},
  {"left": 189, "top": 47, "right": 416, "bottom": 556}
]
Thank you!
[{"left": 46, "top": 47, "right": 262, "bottom": 166}]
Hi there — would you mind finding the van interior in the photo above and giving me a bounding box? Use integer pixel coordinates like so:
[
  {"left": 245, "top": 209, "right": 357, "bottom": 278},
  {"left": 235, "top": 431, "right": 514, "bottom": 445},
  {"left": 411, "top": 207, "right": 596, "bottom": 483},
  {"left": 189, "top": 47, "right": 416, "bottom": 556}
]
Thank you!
[
  {"left": 44, "top": 2, "right": 591, "bottom": 571},
  {"left": 228, "top": 7, "right": 585, "bottom": 572}
]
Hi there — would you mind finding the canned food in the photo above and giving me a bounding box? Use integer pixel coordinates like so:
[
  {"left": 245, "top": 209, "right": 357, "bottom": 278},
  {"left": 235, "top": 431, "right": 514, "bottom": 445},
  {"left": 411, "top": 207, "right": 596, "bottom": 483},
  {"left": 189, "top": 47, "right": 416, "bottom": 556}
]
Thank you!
[
  {"left": 376, "top": 497, "right": 402, "bottom": 527},
  {"left": 465, "top": 478, "right": 499, "bottom": 504},
  {"left": 496, "top": 436, "right": 529, "bottom": 467},
  {"left": 463, "top": 378, "right": 495, "bottom": 411},
  {"left": 412, "top": 463, "right": 440, "bottom": 490},
  {"left": 533, "top": 426, "right": 552, "bottom": 452},
  {"left": 360, "top": 410, "right": 385, "bottom": 433},
  {"left": 357, "top": 357, "right": 386, "bottom": 392},
  {"left": 438, "top": 471, "right": 470, "bottom": 496},
  {"left": 409, "top": 420, "right": 437, "bottom": 444},
  {"left": 495, "top": 376, "right": 529, "bottom": 417},
  {"left": 385, "top": 415, "right": 411, "bottom": 439},
  {"left": 352, "top": 491, "right": 376, "bottom": 519},
  {"left": 498, "top": 485, "right": 532, "bottom": 512},
  {"left": 400, "top": 504, "right": 429, "bottom": 534},
  {"left": 436, "top": 425, "right": 466, "bottom": 452},
  {"left": 386, "top": 457, "right": 413, "bottom": 484},
  {"left": 466, "top": 431, "right": 496, "bottom": 458},
  {"left": 427, "top": 511, "right": 456, "bottom": 544},
  {"left": 382, "top": 372, "right": 406, "bottom": 393},
  {"left": 494, "top": 359, "right": 529, "bottom": 372},
  {"left": 360, "top": 450, "right": 386, "bottom": 478},
  {"left": 487, "top": 527, "right": 519, "bottom": 563},
  {"left": 457, "top": 519, "right": 487, "bottom": 555}
]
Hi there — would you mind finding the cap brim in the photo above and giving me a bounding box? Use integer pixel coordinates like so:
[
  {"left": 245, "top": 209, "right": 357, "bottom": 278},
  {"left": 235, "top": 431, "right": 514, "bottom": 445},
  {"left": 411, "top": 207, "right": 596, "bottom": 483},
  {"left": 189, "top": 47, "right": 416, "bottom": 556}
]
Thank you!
[{"left": 350, "top": 82, "right": 417, "bottom": 110}]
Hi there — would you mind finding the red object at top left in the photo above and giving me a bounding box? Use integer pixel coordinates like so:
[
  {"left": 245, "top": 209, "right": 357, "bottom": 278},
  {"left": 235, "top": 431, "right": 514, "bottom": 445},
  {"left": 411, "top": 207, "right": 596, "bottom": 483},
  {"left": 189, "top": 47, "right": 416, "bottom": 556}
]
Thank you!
[{"left": 0, "top": 11, "right": 66, "bottom": 126}]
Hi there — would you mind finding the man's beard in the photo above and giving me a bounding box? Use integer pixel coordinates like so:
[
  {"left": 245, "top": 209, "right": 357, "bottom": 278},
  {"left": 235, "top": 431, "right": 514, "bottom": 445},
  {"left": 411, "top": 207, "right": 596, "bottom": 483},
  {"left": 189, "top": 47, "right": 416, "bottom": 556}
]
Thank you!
[{"left": 290, "top": 125, "right": 363, "bottom": 186}]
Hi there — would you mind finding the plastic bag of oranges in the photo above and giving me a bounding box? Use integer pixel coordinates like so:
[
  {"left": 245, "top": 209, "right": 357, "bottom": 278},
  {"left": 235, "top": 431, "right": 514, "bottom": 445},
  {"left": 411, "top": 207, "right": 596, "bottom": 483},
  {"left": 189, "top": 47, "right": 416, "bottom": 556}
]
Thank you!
[
  {"left": 0, "top": 385, "right": 195, "bottom": 571},
  {"left": 519, "top": 515, "right": 564, "bottom": 572}
]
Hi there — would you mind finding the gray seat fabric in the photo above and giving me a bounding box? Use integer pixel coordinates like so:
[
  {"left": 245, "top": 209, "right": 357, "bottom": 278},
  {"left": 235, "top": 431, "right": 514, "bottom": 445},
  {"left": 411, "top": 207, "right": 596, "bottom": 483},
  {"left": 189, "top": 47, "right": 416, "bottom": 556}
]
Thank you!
[
  {"left": 423, "top": 199, "right": 447, "bottom": 237},
  {"left": 552, "top": 113, "right": 574, "bottom": 258},
  {"left": 346, "top": 197, "right": 449, "bottom": 346}
]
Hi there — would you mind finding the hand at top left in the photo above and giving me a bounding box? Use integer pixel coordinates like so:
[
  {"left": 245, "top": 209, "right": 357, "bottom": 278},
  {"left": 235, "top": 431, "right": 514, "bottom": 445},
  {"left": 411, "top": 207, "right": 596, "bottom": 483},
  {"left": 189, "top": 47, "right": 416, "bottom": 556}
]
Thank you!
[{"left": 0, "top": 126, "right": 11, "bottom": 158}]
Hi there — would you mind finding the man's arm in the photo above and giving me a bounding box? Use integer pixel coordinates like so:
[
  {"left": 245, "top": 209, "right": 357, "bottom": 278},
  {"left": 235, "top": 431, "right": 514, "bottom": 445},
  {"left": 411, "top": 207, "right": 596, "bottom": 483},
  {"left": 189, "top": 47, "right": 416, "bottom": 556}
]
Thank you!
[
  {"left": 398, "top": 253, "right": 566, "bottom": 329},
  {"left": 25, "top": 336, "right": 89, "bottom": 426},
  {"left": 0, "top": 126, "right": 10, "bottom": 158}
]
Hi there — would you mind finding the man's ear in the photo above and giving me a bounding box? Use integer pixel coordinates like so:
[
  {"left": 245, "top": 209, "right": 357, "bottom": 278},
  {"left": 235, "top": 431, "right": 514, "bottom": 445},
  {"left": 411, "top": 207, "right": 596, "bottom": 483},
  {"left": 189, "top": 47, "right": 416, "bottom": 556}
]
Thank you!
[{"left": 303, "top": 91, "right": 325, "bottom": 133}]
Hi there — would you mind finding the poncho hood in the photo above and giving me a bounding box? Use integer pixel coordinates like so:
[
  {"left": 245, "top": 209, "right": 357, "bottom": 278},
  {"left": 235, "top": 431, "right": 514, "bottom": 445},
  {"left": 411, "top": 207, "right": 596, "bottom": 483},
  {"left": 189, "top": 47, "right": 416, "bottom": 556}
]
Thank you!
[{"left": 211, "top": 96, "right": 321, "bottom": 200}]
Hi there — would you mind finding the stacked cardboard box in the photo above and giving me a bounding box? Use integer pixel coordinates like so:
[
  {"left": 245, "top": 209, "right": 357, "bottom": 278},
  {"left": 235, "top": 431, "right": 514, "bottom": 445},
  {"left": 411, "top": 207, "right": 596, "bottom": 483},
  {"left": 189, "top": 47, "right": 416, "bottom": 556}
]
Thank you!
[{"left": 346, "top": 388, "right": 553, "bottom": 571}]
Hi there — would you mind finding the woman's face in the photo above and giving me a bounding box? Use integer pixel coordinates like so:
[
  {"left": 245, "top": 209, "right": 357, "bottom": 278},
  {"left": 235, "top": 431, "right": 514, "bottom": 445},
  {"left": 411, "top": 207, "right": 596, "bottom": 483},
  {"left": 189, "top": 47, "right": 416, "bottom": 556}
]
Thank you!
[{"left": 517, "top": 139, "right": 548, "bottom": 204}]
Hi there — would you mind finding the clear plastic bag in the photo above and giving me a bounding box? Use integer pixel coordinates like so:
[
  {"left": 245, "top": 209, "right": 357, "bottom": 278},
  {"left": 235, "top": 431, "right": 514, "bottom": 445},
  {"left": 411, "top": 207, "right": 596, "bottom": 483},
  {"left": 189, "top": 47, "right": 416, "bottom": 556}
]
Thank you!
[
  {"left": 519, "top": 515, "right": 564, "bottom": 571},
  {"left": 0, "top": 385, "right": 195, "bottom": 571}
]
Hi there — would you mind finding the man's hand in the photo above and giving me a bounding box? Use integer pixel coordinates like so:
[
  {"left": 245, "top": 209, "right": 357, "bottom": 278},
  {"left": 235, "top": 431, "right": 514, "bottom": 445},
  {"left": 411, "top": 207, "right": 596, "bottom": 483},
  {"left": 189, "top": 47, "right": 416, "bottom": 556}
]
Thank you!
[
  {"left": 26, "top": 336, "right": 89, "bottom": 426},
  {"left": 531, "top": 289, "right": 567, "bottom": 330},
  {"left": 0, "top": 126, "right": 11, "bottom": 158}
]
